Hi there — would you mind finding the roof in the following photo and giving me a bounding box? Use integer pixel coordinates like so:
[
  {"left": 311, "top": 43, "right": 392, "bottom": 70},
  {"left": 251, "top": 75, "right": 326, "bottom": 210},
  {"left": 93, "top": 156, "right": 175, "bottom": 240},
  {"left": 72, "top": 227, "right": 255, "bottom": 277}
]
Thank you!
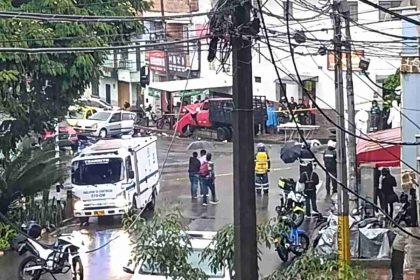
[
  {"left": 275, "top": 75, "right": 318, "bottom": 85},
  {"left": 356, "top": 128, "right": 401, "bottom": 167},
  {"left": 148, "top": 77, "right": 232, "bottom": 93}
]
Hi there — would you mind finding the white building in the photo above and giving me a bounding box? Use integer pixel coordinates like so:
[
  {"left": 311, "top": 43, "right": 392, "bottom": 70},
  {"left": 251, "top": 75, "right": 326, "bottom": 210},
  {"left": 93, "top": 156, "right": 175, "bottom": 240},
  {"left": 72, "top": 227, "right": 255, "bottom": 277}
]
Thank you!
[{"left": 193, "top": 0, "right": 403, "bottom": 111}]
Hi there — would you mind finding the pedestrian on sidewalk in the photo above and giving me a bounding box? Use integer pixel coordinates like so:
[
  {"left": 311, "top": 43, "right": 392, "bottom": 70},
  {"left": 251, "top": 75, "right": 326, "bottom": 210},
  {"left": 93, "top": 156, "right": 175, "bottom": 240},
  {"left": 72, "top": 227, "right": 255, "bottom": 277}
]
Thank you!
[
  {"left": 299, "top": 165, "right": 319, "bottom": 217},
  {"left": 323, "top": 140, "right": 337, "bottom": 196},
  {"left": 380, "top": 168, "right": 398, "bottom": 218},
  {"left": 206, "top": 153, "right": 218, "bottom": 204},
  {"left": 198, "top": 150, "right": 207, "bottom": 197},
  {"left": 188, "top": 152, "right": 201, "bottom": 199}
]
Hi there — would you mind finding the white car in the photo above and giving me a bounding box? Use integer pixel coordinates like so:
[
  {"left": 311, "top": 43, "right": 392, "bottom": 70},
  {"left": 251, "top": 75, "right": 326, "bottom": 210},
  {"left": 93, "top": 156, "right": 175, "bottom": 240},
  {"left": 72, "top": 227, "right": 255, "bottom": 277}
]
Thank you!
[
  {"left": 79, "top": 97, "right": 120, "bottom": 111},
  {"left": 124, "top": 231, "right": 231, "bottom": 280},
  {"left": 74, "top": 111, "right": 136, "bottom": 138}
]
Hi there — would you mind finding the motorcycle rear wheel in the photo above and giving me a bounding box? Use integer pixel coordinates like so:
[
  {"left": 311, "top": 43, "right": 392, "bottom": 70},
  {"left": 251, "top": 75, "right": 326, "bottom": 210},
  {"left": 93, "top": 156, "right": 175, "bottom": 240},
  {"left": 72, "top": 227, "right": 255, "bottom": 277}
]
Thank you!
[
  {"left": 18, "top": 256, "right": 42, "bottom": 280},
  {"left": 294, "top": 233, "right": 310, "bottom": 256},
  {"left": 72, "top": 256, "right": 84, "bottom": 280}
]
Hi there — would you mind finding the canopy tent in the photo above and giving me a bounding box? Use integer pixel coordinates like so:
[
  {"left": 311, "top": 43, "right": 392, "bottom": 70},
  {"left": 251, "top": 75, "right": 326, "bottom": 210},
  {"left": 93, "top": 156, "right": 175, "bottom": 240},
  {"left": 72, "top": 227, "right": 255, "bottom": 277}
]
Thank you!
[
  {"left": 356, "top": 127, "right": 401, "bottom": 167},
  {"left": 148, "top": 77, "right": 232, "bottom": 97}
]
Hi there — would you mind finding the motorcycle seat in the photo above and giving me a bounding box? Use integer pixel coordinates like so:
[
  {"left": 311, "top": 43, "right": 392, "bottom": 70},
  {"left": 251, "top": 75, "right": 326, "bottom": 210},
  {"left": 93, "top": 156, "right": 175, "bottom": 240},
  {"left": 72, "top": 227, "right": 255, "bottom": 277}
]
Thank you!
[{"left": 38, "top": 241, "right": 56, "bottom": 250}]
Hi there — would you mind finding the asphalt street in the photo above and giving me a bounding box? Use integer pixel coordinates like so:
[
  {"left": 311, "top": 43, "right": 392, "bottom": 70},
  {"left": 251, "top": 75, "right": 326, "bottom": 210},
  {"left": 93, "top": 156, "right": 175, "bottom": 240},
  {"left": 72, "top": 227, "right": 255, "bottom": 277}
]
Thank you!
[{"left": 0, "top": 136, "right": 333, "bottom": 280}]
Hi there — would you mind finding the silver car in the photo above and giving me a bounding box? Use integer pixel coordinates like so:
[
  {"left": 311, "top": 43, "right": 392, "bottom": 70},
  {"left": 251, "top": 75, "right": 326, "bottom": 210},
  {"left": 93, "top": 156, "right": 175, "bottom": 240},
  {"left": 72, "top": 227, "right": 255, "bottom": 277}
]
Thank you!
[{"left": 75, "top": 111, "right": 136, "bottom": 138}]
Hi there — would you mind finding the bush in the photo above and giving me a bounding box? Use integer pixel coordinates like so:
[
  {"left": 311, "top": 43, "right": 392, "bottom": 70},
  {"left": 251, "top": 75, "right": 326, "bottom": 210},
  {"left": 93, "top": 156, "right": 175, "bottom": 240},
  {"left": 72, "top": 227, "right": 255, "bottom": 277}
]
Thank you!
[{"left": 0, "top": 223, "right": 17, "bottom": 251}]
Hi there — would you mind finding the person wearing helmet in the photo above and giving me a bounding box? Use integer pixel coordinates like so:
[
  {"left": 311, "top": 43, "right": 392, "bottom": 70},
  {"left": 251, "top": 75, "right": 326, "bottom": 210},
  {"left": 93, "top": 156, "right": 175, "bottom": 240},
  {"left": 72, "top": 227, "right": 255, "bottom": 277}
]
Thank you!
[
  {"left": 323, "top": 140, "right": 337, "bottom": 196},
  {"left": 255, "top": 143, "right": 271, "bottom": 194}
]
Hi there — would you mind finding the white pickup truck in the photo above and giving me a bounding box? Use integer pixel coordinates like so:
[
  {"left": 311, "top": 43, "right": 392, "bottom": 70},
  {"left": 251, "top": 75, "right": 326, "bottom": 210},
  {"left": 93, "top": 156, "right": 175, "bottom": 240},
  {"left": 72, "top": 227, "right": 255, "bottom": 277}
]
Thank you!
[{"left": 70, "top": 136, "right": 159, "bottom": 222}]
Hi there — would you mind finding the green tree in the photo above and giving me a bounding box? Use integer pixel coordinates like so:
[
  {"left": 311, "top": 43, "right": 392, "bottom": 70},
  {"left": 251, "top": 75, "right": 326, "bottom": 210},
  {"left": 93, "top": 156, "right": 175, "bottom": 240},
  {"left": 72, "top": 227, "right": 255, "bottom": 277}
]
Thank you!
[
  {"left": 382, "top": 68, "right": 401, "bottom": 112},
  {"left": 0, "top": 0, "right": 150, "bottom": 156},
  {"left": 0, "top": 137, "right": 68, "bottom": 213}
]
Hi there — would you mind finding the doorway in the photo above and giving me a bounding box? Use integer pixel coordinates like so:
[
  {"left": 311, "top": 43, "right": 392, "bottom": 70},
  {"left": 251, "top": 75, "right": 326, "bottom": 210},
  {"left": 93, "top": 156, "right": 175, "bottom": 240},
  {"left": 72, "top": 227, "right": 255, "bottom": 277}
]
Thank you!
[
  {"left": 118, "top": 82, "right": 130, "bottom": 108},
  {"left": 105, "top": 84, "right": 111, "bottom": 104}
]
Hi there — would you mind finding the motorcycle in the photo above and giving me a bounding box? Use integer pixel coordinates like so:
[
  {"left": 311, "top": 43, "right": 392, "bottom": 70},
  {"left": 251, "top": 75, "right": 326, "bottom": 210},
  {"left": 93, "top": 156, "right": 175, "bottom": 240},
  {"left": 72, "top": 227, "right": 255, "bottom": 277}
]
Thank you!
[
  {"left": 16, "top": 222, "right": 83, "bottom": 280},
  {"left": 274, "top": 215, "right": 310, "bottom": 262},
  {"left": 276, "top": 177, "right": 305, "bottom": 227}
]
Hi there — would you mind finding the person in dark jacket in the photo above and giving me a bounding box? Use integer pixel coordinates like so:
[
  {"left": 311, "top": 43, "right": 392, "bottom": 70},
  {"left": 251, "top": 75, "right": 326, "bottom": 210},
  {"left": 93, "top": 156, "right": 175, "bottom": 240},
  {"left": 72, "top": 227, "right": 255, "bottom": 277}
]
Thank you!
[
  {"left": 323, "top": 140, "right": 337, "bottom": 196},
  {"left": 188, "top": 152, "right": 201, "bottom": 199},
  {"left": 299, "top": 143, "right": 315, "bottom": 175},
  {"left": 370, "top": 100, "right": 381, "bottom": 132},
  {"left": 380, "top": 168, "right": 398, "bottom": 217},
  {"left": 299, "top": 164, "right": 319, "bottom": 217}
]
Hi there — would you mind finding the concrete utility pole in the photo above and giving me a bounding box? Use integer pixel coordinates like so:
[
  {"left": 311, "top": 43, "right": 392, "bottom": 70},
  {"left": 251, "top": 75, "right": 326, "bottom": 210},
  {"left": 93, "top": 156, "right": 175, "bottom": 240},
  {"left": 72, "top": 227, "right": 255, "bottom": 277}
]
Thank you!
[
  {"left": 160, "top": 0, "right": 171, "bottom": 82},
  {"left": 232, "top": 3, "right": 257, "bottom": 280},
  {"left": 332, "top": 0, "right": 351, "bottom": 275},
  {"left": 342, "top": 3, "right": 358, "bottom": 209}
]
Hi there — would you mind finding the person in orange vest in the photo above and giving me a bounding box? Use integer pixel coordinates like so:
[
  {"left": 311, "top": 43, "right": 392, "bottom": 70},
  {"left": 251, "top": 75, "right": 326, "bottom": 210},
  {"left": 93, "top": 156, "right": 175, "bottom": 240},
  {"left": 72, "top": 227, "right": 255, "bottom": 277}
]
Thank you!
[{"left": 255, "top": 143, "right": 271, "bottom": 194}]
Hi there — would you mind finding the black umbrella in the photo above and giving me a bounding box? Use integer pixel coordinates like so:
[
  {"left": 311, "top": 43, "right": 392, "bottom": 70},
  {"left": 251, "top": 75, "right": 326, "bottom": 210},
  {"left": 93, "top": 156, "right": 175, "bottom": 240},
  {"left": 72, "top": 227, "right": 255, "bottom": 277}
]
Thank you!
[{"left": 280, "top": 141, "right": 302, "bottom": 164}]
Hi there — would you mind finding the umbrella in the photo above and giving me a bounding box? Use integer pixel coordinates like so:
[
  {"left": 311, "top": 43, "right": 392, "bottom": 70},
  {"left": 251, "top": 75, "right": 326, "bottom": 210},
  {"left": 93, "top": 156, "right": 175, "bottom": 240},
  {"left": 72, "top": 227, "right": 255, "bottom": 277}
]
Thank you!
[
  {"left": 280, "top": 141, "right": 302, "bottom": 164},
  {"left": 186, "top": 141, "right": 214, "bottom": 151}
]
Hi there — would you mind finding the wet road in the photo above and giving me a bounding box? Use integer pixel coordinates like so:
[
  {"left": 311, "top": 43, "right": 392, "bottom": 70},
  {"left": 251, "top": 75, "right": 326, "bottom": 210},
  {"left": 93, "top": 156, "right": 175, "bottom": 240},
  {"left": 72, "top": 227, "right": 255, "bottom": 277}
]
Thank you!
[{"left": 0, "top": 136, "right": 332, "bottom": 280}]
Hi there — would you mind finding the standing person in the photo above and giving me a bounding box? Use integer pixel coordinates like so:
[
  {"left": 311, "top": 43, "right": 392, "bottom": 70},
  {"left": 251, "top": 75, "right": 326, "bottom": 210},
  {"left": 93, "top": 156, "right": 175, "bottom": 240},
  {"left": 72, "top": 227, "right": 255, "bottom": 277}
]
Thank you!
[
  {"left": 323, "top": 140, "right": 337, "bottom": 196},
  {"left": 299, "top": 142, "right": 315, "bottom": 175},
  {"left": 297, "top": 98, "right": 307, "bottom": 125},
  {"left": 299, "top": 164, "right": 319, "bottom": 217},
  {"left": 206, "top": 153, "right": 219, "bottom": 204},
  {"left": 255, "top": 143, "right": 270, "bottom": 194},
  {"left": 188, "top": 152, "right": 201, "bottom": 199},
  {"left": 198, "top": 150, "right": 208, "bottom": 205},
  {"left": 380, "top": 168, "right": 398, "bottom": 218},
  {"left": 290, "top": 97, "right": 298, "bottom": 110},
  {"left": 370, "top": 100, "right": 381, "bottom": 132}
]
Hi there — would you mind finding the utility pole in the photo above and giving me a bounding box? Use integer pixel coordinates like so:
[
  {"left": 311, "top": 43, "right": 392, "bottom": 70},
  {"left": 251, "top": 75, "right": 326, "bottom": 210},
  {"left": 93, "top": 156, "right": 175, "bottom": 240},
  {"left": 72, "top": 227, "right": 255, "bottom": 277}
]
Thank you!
[
  {"left": 160, "top": 0, "right": 171, "bottom": 81},
  {"left": 232, "top": 3, "right": 257, "bottom": 280},
  {"left": 332, "top": 0, "right": 350, "bottom": 276},
  {"left": 342, "top": 3, "right": 358, "bottom": 209}
]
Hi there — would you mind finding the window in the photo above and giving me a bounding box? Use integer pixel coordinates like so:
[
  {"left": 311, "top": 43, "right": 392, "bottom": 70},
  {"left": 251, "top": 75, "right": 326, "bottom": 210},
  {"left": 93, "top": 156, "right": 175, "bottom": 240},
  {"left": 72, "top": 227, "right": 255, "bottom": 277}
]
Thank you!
[
  {"left": 276, "top": 82, "right": 287, "bottom": 102},
  {"left": 283, "top": 1, "right": 293, "bottom": 19},
  {"left": 122, "top": 113, "right": 135, "bottom": 121},
  {"left": 125, "top": 156, "right": 133, "bottom": 180},
  {"left": 255, "top": 76, "right": 262, "bottom": 83},
  {"left": 379, "top": 0, "right": 402, "bottom": 21},
  {"left": 110, "top": 113, "right": 121, "bottom": 123},
  {"left": 349, "top": 2, "right": 358, "bottom": 22}
]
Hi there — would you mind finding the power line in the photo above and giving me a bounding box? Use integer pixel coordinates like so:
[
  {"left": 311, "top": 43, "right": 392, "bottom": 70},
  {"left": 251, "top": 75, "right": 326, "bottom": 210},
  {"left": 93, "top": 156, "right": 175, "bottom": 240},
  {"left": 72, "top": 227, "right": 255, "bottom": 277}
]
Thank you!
[
  {"left": 0, "top": 10, "right": 213, "bottom": 22},
  {"left": 358, "top": 0, "right": 420, "bottom": 26},
  {"left": 0, "top": 36, "right": 207, "bottom": 53}
]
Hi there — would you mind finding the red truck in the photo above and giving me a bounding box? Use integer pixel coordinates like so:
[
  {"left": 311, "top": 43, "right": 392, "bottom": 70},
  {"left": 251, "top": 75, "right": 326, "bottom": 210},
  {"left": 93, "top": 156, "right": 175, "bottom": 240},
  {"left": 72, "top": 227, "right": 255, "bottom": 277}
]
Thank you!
[{"left": 175, "top": 97, "right": 267, "bottom": 141}]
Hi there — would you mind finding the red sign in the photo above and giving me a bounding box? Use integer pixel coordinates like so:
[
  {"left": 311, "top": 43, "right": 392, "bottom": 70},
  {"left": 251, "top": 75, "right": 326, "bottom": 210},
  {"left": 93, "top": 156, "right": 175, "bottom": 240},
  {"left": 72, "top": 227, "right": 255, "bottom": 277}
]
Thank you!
[{"left": 146, "top": 50, "right": 165, "bottom": 72}]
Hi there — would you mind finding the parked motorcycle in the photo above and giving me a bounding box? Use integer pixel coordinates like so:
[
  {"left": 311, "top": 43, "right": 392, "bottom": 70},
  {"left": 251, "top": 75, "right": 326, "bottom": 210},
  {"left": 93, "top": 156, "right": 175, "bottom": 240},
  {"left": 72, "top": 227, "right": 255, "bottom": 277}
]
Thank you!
[
  {"left": 274, "top": 215, "right": 310, "bottom": 262},
  {"left": 276, "top": 177, "right": 305, "bottom": 227},
  {"left": 16, "top": 222, "right": 83, "bottom": 280}
]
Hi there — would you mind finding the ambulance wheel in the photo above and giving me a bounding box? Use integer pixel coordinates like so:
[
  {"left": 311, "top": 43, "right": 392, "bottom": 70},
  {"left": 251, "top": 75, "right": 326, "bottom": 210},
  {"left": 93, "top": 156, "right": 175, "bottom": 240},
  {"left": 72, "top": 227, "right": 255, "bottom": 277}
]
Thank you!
[
  {"left": 223, "top": 127, "right": 232, "bottom": 142},
  {"left": 216, "top": 127, "right": 227, "bottom": 141},
  {"left": 146, "top": 192, "right": 156, "bottom": 212}
]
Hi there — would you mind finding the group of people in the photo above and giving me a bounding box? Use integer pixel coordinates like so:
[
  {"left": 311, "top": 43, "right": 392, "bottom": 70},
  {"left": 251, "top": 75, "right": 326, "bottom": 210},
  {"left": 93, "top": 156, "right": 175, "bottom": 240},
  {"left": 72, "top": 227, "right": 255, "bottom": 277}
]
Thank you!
[
  {"left": 265, "top": 97, "right": 316, "bottom": 133},
  {"left": 188, "top": 149, "right": 218, "bottom": 206}
]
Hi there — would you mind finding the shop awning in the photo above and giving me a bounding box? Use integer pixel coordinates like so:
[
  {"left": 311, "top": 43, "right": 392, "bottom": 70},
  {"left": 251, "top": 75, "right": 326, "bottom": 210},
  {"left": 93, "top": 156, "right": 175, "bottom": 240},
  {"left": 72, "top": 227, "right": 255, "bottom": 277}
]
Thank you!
[
  {"left": 148, "top": 77, "right": 232, "bottom": 93},
  {"left": 356, "top": 128, "right": 401, "bottom": 167},
  {"left": 275, "top": 75, "right": 319, "bottom": 85}
]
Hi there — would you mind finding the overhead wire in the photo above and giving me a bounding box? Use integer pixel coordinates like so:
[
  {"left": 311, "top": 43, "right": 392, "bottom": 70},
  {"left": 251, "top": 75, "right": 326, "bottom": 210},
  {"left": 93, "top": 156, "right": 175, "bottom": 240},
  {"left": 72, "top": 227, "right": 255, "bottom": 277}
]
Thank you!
[{"left": 258, "top": 0, "right": 420, "bottom": 240}]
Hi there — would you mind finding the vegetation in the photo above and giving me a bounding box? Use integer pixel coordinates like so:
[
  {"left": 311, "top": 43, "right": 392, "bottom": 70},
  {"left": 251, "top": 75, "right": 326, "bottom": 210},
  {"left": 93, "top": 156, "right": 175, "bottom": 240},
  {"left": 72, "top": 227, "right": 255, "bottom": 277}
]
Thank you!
[
  {"left": 0, "top": 0, "right": 150, "bottom": 156},
  {"left": 382, "top": 68, "right": 401, "bottom": 112},
  {"left": 0, "top": 138, "right": 68, "bottom": 213},
  {"left": 124, "top": 211, "right": 366, "bottom": 279},
  {"left": 0, "top": 222, "right": 17, "bottom": 251}
]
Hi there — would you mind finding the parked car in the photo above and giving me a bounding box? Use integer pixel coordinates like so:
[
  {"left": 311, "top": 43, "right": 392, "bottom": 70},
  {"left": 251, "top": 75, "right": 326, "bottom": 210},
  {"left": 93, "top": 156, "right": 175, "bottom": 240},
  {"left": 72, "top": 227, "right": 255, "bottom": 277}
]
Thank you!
[
  {"left": 124, "top": 231, "right": 230, "bottom": 280},
  {"left": 79, "top": 97, "right": 119, "bottom": 111},
  {"left": 41, "top": 121, "right": 78, "bottom": 150},
  {"left": 74, "top": 111, "right": 136, "bottom": 138},
  {"left": 66, "top": 106, "right": 99, "bottom": 127}
]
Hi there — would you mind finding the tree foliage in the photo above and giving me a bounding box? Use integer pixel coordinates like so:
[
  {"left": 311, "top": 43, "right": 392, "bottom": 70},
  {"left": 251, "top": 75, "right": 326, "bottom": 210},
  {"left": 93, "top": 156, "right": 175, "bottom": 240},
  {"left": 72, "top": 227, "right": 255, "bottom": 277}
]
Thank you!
[
  {"left": 382, "top": 68, "right": 401, "bottom": 112},
  {"left": 0, "top": 137, "right": 69, "bottom": 213},
  {"left": 0, "top": 0, "right": 150, "bottom": 155},
  {"left": 123, "top": 210, "right": 208, "bottom": 280}
]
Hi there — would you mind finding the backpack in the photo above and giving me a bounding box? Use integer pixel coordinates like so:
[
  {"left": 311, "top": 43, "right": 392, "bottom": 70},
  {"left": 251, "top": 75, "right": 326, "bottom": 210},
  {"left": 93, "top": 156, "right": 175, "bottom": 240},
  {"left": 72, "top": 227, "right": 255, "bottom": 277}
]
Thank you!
[{"left": 199, "top": 161, "right": 210, "bottom": 177}]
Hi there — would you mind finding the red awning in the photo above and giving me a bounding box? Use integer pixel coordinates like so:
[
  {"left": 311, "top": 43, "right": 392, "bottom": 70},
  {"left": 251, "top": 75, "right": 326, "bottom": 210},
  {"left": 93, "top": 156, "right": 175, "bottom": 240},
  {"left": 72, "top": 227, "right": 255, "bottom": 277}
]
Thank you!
[{"left": 356, "top": 128, "right": 401, "bottom": 167}]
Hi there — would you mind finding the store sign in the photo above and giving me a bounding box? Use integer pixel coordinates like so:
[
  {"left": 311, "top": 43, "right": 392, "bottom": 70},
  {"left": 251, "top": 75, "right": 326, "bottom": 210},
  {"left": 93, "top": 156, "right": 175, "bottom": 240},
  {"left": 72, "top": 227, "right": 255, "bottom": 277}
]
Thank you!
[
  {"left": 146, "top": 50, "right": 166, "bottom": 72},
  {"left": 327, "top": 50, "right": 365, "bottom": 71},
  {"left": 146, "top": 50, "right": 189, "bottom": 74}
]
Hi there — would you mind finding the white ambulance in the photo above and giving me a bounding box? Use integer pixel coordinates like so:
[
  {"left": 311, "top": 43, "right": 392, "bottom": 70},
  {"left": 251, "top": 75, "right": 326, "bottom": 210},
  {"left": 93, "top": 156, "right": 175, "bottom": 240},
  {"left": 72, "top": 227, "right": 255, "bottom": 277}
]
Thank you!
[{"left": 70, "top": 136, "right": 159, "bottom": 222}]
